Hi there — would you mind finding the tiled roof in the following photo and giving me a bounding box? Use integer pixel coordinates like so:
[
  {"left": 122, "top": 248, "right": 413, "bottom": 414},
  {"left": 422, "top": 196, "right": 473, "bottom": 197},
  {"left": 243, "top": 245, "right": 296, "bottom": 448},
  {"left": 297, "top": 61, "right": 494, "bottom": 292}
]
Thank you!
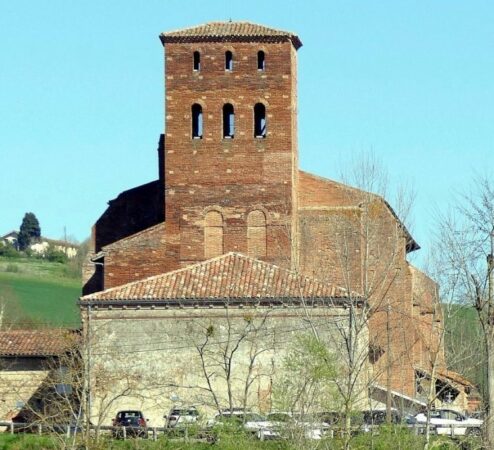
[
  {"left": 0, "top": 329, "right": 79, "bottom": 357},
  {"left": 416, "top": 367, "right": 474, "bottom": 388},
  {"left": 160, "top": 21, "right": 302, "bottom": 49},
  {"left": 436, "top": 368, "right": 475, "bottom": 388},
  {"left": 81, "top": 252, "right": 360, "bottom": 303}
]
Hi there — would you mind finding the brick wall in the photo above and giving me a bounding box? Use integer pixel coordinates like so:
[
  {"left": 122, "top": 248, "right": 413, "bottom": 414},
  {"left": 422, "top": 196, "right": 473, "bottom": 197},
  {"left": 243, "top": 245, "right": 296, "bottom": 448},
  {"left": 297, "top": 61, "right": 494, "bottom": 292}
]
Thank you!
[
  {"left": 298, "top": 170, "right": 425, "bottom": 397},
  {"left": 163, "top": 41, "right": 298, "bottom": 270}
]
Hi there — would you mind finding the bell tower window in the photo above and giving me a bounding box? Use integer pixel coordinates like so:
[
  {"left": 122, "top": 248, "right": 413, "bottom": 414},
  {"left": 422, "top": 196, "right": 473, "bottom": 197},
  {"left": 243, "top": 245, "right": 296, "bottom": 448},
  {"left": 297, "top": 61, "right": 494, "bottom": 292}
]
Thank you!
[
  {"left": 225, "top": 51, "right": 233, "bottom": 71},
  {"left": 257, "top": 51, "right": 265, "bottom": 71},
  {"left": 254, "top": 103, "right": 266, "bottom": 138},
  {"left": 192, "top": 104, "right": 203, "bottom": 139},
  {"left": 223, "top": 103, "right": 235, "bottom": 139},
  {"left": 193, "top": 51, "right": 200, "bottom": 71}
]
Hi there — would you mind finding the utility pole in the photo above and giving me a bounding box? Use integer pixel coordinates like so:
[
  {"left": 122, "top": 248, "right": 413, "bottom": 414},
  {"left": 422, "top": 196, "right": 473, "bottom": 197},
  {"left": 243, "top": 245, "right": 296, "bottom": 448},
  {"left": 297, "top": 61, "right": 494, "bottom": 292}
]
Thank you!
[{"left": 487, "top": 229, "right": 494, "bottom": 447}]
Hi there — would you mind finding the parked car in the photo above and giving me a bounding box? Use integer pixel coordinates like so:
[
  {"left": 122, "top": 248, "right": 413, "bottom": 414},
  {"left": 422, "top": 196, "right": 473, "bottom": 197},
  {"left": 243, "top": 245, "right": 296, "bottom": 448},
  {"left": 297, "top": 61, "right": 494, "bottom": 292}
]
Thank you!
[
  {"left": 165, "top": 406, "right": 199, "bottom": 428},
  {"left": 112, "top": 410, "right": 148, "bottom": 438},
  {"left": 207, "top": 409, "right": 275, "bottom": 438},
  {"left": 264, "top": 412, "right": 330, "bottom": 440},
  {"left": 415, "top": 409, "right": 482, "bottom": 436}
]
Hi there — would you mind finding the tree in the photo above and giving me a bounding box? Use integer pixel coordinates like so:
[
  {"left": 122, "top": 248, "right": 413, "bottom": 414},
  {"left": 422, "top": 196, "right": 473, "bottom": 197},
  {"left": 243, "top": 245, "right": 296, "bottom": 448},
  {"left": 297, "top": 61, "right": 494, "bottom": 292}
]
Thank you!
[
  {"left": 434, "top": 175, "right": 494, "bottom": 446},
  {"left": 18, "top": 212, "right": 41, "bottom": 251},
  {"left": 296, "top": 152, "right": 430, "bottom": 449}
]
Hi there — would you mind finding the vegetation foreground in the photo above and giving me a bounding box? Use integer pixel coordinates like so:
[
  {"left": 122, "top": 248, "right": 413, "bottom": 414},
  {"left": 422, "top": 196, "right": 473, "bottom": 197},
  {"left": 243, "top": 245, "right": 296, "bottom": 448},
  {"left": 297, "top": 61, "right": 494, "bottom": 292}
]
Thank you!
[{"left": 0, "top": 428, "right": 484, "bottom": 450}]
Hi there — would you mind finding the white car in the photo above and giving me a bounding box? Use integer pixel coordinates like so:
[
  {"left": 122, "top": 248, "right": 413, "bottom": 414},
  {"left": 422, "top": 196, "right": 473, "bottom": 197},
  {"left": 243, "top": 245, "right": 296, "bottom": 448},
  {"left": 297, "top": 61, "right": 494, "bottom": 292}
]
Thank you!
[
  {"left": 415, "top": 409, "right": 482, "bottom": 436},
  {"left": 165, "top": 406, "right": 199, "bottom": 428},
  {"left": 264, "top": 412, "right": 330, "bottom": 440},
  {"left": 207, "top": 410, "right": 275, "bottom": 437}
]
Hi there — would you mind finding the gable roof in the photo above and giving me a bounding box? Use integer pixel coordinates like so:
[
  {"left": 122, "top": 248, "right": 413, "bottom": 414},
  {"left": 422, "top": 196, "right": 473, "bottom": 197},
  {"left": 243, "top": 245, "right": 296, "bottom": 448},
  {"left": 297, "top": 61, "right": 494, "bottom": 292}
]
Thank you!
[
  {"left": 80, "top": 252, "right": 361, "bottom": 304},
  {"left": 415, "top": 367, "right": 475, "bottom": 388},
  {"left": 0, "top": 329, "right": 79, "bottom": 357},
  {"left": 160, "top": 21, "right": 302, "bottom": 49}
]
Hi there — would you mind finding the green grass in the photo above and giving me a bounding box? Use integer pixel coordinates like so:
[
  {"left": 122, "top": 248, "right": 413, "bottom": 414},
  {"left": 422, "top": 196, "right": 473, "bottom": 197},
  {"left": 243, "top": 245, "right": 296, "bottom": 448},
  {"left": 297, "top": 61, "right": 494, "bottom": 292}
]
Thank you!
[
  {"left": 0, "top": 433, "right": 480, "bottom": 450},
  {"left": 0, "top": 256, "right": 81, "bottom": 328}
]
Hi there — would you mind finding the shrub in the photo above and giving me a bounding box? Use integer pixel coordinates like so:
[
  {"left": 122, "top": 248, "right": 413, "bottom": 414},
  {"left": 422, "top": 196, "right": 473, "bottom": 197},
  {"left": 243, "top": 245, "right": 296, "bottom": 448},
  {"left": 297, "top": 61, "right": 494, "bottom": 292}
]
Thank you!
[
  {"left": 45, "top": 247, "right": 69, "bottom": 264},
  {"left": 5, "top": 263, "right": 19, "bottom": 273},
  {"left": 0, "top": 243, "right": 19, "bottom": 258}
]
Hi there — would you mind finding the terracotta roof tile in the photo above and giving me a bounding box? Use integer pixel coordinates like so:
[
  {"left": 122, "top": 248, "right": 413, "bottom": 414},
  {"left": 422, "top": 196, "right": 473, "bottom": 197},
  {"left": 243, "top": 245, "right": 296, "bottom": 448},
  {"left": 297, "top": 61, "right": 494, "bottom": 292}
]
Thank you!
[
  {"left": 160, "top": 21, "right": 302, "bottom": 49},
  {"left": 415, "top": 367, "right": 474, "bottom": 388},
  {"left": 81, "top": 252, "right": 361, "bottom": 303},
  {"left": 0, "top": 329, "right": 79, "bottom": 357}
]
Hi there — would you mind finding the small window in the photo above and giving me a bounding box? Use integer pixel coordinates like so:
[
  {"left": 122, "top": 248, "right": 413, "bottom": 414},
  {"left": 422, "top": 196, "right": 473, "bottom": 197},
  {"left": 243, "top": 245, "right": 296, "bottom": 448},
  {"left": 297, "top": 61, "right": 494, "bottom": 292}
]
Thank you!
[
  {"left": 254, "top": 103, "right": 266, "bottom": 138},
  {"left": 225, "top": 51, "right": 233, "bottom": 71},
  {"left": 193, "top": 51, "right": 200, "bottom": 71},
  {"left": 223, "top": 103, "right": 234, "bottom": 138},
  {"left": 191, "top": 104, "right": 203, "bottom": 139},
  {"left": 257, "top": 51, "right": 265, "bottom": 71}
]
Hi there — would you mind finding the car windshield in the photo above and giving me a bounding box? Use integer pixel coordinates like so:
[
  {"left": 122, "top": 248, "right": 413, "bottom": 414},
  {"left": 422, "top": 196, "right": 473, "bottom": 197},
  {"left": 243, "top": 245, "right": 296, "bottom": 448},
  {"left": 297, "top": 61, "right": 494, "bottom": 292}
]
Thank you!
[{"left": 119, "top": 411, "right": 141, "bottom": 419}]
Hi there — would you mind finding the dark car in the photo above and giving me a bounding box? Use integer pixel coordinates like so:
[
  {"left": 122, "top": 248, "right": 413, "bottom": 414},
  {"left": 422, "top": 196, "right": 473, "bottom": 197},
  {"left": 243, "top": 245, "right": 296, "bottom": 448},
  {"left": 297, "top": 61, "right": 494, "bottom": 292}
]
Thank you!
[{"left": 112, "top": 410, "right": 148, "bottom": 438}]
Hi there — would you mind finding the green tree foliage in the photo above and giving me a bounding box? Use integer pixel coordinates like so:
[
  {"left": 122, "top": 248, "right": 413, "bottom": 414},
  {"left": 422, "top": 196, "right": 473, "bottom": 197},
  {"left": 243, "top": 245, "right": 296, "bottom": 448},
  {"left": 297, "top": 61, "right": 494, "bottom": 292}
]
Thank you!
[
  {"left": 273, "top": 334, "right": 340, "bottom": 414},
  {"left": 0, "top": 242, "right": 18, "bottom": 258},
  {"left": 18, "top": 212, "right": 41, "bottom": 251},
  {"left": 45, "top": 247, "right": 68, "bottom": 264}
]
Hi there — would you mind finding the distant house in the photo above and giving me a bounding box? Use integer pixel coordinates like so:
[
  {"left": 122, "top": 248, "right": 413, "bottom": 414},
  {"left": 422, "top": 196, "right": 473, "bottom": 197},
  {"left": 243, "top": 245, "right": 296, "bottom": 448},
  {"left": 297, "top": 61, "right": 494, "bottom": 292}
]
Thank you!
[
  {"left": 0, "top": 329, "right": 79, "bottom": 422},
  {"left": 0, "top": 231, "right": 19, "bottom": 250},
  {"left": 0, "top": 231, "right": 79, "bottom": 259}
]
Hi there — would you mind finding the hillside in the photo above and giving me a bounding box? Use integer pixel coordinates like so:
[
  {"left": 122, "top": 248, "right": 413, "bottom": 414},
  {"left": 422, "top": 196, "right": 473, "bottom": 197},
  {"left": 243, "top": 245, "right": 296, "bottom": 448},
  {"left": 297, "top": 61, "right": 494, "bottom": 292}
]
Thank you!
[
  {"left": 443, "top": 303, "right": 486, "bottom": 397},
  {"left": 0, "top": 257, "right": 81, "bottom": 328}
]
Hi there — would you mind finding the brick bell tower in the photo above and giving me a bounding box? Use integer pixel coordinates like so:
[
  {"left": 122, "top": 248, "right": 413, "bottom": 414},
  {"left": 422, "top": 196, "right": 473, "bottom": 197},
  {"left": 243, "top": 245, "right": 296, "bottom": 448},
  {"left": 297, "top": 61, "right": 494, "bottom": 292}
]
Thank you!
[{"left": 159, "top": 22, "right": 302, "bottom": 270}]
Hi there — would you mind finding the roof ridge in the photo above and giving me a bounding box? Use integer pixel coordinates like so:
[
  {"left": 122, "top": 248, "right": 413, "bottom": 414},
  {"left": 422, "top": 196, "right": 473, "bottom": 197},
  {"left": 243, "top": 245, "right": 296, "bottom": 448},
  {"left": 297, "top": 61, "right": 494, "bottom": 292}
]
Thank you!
[{"left": 81, "top": 252, "right": 362, "bottom": 302}]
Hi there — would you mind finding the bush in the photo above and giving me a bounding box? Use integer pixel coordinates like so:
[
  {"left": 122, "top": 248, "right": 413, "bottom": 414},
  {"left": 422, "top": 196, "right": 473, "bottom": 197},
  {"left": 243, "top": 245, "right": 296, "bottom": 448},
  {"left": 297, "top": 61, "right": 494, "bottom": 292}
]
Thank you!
[
  {"left": 0, "top": 243, "right": 19, "bottom": 258},
  {"left": 45, "top": 247, "right": 68, "bottom": 264}
]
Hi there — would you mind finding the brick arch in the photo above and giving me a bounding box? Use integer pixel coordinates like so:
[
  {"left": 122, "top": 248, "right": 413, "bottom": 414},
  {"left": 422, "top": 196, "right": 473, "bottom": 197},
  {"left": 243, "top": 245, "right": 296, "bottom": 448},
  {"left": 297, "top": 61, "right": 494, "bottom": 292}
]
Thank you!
[
  {"left": 245, "top": 205, "right": 270, "bottom": 225},
  {"left": 247, "top": 209, "right": 267, "bottom": 258},
  {"left": 204, "top": 210, "right": 223, "bottom": 258},
  {"left": 253, "top": 98, "right": 269, "bottom": 108}
]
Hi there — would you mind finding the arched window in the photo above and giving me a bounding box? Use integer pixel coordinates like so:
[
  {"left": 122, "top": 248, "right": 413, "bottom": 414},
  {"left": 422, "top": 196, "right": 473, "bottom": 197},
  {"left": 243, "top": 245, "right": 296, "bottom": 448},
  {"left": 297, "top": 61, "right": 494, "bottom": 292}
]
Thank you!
[
  {"left": 257, "top": 51, "right": 265, "bottom": 71},
  {"left": 193, "top": 51, "right": 200, "bottom": 71},
  {"left": 204, "top": 211, "right": 223, "bottom": 258},
  {"left": 247, "top": 210, "right": 267, "bottom": 257},
  {"left": 191, "top": 104, "right": 203, "bottom": 139},
  {"left": 254, "top": 103, "right": 266, "bottom": 138},
  {"left": 223, "top": 103, "right": 234, "bottom": 139},
  {"left": 225, "top": 51, "right": 233, "bottom": 71}
]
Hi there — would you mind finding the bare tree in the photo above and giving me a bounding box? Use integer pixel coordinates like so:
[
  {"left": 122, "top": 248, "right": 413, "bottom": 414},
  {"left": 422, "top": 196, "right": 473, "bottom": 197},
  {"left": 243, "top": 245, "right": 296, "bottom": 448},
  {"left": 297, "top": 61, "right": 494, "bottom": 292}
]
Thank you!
[
  {"left": 433, "top": 175, "right": 494, "bottom": 446},
  {"left": 295, "top": 154, "right": 427, "bottom": 449},
  {"left": 193, "top": 309, "right": 273, "bottom": 414}
]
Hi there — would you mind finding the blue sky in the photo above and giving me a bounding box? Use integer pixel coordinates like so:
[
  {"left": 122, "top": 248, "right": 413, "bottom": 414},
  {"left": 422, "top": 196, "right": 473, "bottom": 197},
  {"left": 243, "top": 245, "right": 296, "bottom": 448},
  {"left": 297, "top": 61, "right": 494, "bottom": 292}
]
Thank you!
[{"left": 1, "top": 1, "right": 493, "bottom": 267}]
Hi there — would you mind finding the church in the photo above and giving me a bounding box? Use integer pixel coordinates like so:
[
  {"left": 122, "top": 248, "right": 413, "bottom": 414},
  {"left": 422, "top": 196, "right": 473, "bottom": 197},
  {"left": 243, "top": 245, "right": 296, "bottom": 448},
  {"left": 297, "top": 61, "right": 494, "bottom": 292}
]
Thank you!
[{"left": 80, "top": 22, "right": 476, "bottom": 424}]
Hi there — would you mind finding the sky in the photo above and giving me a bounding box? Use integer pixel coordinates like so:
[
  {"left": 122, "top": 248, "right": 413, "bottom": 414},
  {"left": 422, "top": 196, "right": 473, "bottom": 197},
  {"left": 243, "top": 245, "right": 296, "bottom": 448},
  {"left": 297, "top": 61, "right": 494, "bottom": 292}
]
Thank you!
[{"left": 1, "top": 0, "right": 493, "bottom": 267}]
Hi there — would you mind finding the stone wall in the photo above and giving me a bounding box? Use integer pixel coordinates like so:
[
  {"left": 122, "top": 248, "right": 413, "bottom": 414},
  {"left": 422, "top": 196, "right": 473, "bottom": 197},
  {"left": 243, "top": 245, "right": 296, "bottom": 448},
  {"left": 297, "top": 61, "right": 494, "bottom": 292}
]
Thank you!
[
  {"left": 84, "top": 304, "right": 369, "bottom": 426},
  {"left": 0, "top": 358, "right": 49, "bottom": 421}
]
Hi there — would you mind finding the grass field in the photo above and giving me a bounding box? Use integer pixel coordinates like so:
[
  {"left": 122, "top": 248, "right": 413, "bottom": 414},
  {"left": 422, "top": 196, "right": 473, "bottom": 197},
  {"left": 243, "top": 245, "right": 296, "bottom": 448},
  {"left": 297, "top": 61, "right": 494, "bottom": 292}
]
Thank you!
[{"left": 0, "top": 256, "right": 81, "bottom": 328}]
